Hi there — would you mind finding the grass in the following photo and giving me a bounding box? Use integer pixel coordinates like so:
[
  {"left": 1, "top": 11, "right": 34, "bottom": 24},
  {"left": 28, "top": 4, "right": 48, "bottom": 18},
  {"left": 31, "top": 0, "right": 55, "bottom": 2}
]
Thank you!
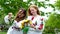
[{"left": 0, "top": 31, "right": 6, "bottom": 34}]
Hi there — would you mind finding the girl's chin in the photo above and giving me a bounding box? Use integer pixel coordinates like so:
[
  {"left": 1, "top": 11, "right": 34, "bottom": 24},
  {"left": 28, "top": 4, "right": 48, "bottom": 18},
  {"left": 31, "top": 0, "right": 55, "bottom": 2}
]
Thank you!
[
  {"left": 32, "top": 14, "right": 36, "bottom": 15},
  {"left": 19, "top": 17, "right": 24, "bottom": 18},
  {"left": 19, "top": 17, "right": 22, "bottom": 18}
]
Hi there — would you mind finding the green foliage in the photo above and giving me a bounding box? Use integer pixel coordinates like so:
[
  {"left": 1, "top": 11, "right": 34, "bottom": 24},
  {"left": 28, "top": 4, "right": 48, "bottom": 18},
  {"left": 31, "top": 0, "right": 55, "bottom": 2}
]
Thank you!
[
  {"left": 46, "top": 13, "right": 60, "bottom": 28},
  {"left": 44, "top": 13, "right": 60, "bottom": 33},
  {"left": 40, "top": 11, "right": 44, "bottom": 16},
  {"left": 55, "top": 0, "right": 60, "bottom": 10}
]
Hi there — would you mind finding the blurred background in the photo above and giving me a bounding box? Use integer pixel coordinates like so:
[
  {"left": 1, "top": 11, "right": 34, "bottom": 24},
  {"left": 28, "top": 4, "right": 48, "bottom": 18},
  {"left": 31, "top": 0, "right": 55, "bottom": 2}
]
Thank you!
[{"left": 0, "top": 0, "right": 60, "bottom": 34}]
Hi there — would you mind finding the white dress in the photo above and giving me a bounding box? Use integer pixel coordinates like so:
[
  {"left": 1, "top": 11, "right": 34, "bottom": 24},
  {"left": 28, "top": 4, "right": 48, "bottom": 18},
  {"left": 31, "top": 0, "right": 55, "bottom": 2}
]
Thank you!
[
  {"left": 7, "top": 20, "right": 23, "bottom": 34},
  {"left": 27, "top": 15, "right": 45, "bottom": 34}
]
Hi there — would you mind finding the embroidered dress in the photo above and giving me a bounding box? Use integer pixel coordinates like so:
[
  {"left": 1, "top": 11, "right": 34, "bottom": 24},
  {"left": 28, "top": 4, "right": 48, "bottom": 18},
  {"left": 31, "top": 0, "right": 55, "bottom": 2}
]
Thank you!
[
  {"left": 27, "top": 15, "right": 45, "bottom": 34},
  {"left": 7, "top": 20, "right": 23, "bottom": 34}
]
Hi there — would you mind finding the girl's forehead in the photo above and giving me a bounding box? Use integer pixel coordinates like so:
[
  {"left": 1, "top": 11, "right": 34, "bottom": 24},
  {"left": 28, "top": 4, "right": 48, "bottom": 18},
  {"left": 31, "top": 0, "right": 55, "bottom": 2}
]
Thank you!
[
  {"left": 30, "top": 7, "right": 34, "bottom": 9},
  {"left": 30, "top": 7, "right": 36, "bottom": 9},
  {"left": 30, "top": 7, "right": 34, "bottom": 8},
  {"left": 30, "top": 7, "right": 36, "bottom": 10},
  {"left": 19, "top": 9, "right": 24, "bottom": 12}
]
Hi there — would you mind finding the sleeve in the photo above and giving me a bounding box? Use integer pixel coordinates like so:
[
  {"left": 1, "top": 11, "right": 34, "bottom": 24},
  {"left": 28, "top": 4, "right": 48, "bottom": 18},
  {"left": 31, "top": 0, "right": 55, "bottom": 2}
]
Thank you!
[
  {"left": 12, "top": 20, "right": 21, "bottom": 29},
  {"left": 11, "top": 20, "right": 16, "bottom": 27},
  {"left": 27, "top": 16, "right": 31, "bottom": 20},
  {"left": 43, "top": 16, "right": 48, "bottom": 22},
  {"left": 35, "top": 17, "right": 45, "bottom": 31}
]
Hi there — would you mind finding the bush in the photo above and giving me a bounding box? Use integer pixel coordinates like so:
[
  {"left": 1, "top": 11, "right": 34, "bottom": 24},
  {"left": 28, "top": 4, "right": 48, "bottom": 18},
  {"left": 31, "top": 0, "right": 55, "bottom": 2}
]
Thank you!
[{"left": 44, "top": 13, "right": 60, "bottom": 34}]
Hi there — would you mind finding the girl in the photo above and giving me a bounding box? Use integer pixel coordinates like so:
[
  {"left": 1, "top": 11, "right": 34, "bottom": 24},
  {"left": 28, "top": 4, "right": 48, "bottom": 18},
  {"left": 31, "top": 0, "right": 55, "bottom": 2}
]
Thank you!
[
  {"left": 7, "top": 8, "right": 26, "bottom": 34},
  {"left": 27, "top": 5, "right": 45, "bottom": 34}
]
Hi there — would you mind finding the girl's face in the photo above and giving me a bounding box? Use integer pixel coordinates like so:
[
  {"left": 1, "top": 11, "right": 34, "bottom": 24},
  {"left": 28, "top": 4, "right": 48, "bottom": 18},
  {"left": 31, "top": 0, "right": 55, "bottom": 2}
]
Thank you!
[
  {"left": 18, "top": 10, "right": 25, "bottom": 18},
  {"left": 30, "top": 7, "right": 37, "bottom": 15}
]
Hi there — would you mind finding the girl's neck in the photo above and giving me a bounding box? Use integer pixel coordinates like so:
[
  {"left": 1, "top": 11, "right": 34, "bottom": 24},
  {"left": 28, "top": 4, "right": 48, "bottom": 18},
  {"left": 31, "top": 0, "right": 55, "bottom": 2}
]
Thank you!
[
  {"left": 16, "top": 18, "right": 25, "bottom": 22},
  {"left": 16, "top": 18, "right": 22, "bottom": 22},
  {"left": 32, "top": 14, "right": 38, "bottom": 17}
]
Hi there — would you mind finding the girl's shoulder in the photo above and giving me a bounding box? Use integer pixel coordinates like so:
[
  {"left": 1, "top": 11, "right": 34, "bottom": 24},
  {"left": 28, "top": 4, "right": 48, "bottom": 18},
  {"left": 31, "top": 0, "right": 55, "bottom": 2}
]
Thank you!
[
  {"left": 36, "top": 15, "right": 45, "bottom": 21},
  {"left": 28, "top": 15, "right": 41, "bottom": 18},
  {"left": 27, "top": 16, "right": 32, "bottom": 20},
  {"left": 36, "top": 15, "right": 42, "bottom": 19},
  {"left": 28, "top": 16, "right": 32, "bottom": 18},
  {"left": 14, "top": 20, "right": 17, "bottom": 23}
]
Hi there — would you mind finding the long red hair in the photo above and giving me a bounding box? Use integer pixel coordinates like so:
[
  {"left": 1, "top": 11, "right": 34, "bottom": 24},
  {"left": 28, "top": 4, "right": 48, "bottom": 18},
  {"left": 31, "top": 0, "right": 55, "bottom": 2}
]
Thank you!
[{"left": 27, "top": 5, "right": 40, "bottom": 16}]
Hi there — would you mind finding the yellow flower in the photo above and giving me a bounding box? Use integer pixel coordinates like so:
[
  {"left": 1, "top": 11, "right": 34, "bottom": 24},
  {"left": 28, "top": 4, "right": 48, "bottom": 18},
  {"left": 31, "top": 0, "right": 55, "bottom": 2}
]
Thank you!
[{"left": 19, "top": 20, "right": 32, "bottom": 29}]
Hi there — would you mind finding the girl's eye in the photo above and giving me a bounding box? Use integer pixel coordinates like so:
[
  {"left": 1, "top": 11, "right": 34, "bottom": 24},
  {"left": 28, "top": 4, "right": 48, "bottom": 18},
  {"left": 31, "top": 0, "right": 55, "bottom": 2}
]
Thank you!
[
  {"left": 22, "top": 14, "right": 24, "bottom": 15},
  {"left": 31, "top": 10, "right": 34, "bottom": 11}
]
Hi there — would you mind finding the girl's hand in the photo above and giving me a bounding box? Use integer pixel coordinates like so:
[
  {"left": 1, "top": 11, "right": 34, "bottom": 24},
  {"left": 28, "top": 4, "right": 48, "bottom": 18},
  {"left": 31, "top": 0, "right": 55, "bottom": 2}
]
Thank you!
[
  {"left": 30, "top": 24, "right": 34, "bottom": 28},
  {"left": 30, "top": 24, "right": 36, "bottom": 29}
]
